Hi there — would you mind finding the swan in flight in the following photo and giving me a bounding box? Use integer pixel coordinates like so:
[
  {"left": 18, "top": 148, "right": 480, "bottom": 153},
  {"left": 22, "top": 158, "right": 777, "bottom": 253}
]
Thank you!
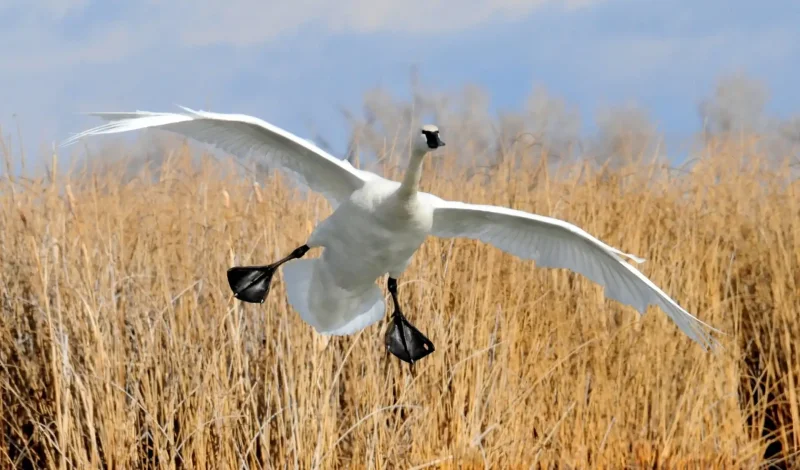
[{"left": 61, "top": 107, "right": 720, "bottom": 363}]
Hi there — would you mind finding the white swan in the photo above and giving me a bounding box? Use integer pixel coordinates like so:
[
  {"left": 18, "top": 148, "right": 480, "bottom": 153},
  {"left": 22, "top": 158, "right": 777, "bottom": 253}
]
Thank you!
[{"left": 61, "top": 107, "right": 721, "bottom": 362}]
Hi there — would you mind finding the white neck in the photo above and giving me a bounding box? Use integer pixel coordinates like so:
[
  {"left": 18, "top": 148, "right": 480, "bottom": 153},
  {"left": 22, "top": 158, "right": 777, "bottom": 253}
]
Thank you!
[{"left": 398, "top": 149, "right": 427, "bottom": 199}]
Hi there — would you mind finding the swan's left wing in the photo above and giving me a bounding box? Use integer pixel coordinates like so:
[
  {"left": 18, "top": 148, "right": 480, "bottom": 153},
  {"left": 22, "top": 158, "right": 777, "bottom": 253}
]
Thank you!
[
  {"left": 424, "top": 195, "right": 721, "bottom": 351},
  {"left": 60, "top": 107, "right": 376, "bottom": 206}
]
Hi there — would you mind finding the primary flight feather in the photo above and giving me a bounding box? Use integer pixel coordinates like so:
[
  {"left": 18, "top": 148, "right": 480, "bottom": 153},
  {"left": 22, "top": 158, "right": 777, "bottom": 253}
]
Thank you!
[{"left": 61, "top": 107, "right": 721, "bottom": 363}]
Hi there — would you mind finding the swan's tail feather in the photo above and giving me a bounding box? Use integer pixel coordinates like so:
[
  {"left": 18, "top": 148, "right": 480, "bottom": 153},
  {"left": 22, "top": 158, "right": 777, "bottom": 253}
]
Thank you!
[{"left": 282, "top": 259, "right": 385, "bottom": 336}]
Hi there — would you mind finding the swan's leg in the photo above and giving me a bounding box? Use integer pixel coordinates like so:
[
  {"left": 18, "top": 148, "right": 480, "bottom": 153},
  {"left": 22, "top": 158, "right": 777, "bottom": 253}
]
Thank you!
[
  {"left": 227, "top": 245, "right": 310, "bottom": 303},
  {"left": 384, "top": 277, "right": 435, "bottom": 364}
]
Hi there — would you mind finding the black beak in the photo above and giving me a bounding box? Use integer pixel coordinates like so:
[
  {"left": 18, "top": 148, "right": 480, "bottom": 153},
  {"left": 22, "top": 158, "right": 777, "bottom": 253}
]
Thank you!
[{"left": 424, "top": 130, "right": 446, "bottom": 150}]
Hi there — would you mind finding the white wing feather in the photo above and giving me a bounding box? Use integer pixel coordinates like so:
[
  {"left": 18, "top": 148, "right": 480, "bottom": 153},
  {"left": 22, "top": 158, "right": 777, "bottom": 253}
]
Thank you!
[
  {"left": 425, "top": 196, "right": 721, "bottom": 351},
  {"left": 60, "top": 107, "right": 376, "bottom": 206}
]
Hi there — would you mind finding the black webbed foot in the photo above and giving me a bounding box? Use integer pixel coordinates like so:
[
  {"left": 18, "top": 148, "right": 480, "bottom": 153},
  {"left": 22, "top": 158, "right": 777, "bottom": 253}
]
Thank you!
[
  {"left": 227, "top": 265, "right": 275, "bottom": 303},
  {"left": 227, "top": 245, "right": 310, "bottom": 304},
  {"left": 385, "top": 311, "right": 435, "bottom": 364}
]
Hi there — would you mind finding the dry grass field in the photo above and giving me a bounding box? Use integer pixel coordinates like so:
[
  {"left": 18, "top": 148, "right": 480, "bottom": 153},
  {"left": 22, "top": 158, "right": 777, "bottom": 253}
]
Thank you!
[{"left": 1, "top": 133, "right": 798, "bottom": 468}]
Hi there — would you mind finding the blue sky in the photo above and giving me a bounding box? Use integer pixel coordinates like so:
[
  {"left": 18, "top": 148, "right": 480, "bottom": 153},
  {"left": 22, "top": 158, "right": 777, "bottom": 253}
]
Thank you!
[{"left": 0, "top": 0, "right": 798, "bottom": 171}]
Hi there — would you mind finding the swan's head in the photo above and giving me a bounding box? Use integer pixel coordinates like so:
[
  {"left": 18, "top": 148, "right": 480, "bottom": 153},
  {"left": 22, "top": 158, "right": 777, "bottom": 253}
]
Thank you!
[{"left": 413, "top": 124, "right": 445, "bottom": 155}]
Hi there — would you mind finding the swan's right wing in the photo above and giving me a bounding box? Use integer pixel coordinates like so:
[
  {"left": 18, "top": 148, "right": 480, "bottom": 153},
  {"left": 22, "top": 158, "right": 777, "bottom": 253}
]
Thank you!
[
  {"left": 60, "top": 107, "right": 376, "bottom": 206},
  {"left": 424, "top": 195, "right": 721, "bottom": 351}
]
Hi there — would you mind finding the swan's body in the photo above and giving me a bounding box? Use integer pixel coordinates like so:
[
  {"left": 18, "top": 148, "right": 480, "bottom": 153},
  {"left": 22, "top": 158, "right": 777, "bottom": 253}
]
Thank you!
[
  {"left": 61, "top": 107, "right": 721, "bottom": 359},
  {"left": 292, "top": 178, "right": 432, "bottom": 335}
]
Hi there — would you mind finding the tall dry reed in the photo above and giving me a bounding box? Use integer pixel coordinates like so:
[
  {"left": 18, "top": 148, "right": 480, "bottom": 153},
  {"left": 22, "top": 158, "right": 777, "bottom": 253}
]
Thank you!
[{"left": 1, "top": 136, "right": 798, "bottom": 469}]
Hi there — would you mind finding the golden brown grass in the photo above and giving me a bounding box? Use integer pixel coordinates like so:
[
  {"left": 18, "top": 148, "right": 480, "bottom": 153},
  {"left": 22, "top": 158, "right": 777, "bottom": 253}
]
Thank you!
[{"left": 1, "top": 136, "right": 798, "bottom": 469}]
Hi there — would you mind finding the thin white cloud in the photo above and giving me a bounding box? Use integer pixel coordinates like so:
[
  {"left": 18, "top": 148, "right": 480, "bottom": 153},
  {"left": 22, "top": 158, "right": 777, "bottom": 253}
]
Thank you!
[
  {"left": 565, "top": 27, "right": 799, "bottom": 86},
  {"left": 0, "top": 0, "right": 89, "bottom": 19},
  {"left": 0, "top": 23, "right": 139, "bottom": 74},
  {"left": 170, "top": 0, "right": 604, "bottom": 45},
  {"left": 7, "top": 0, "right": 604, "bottom": 52}
]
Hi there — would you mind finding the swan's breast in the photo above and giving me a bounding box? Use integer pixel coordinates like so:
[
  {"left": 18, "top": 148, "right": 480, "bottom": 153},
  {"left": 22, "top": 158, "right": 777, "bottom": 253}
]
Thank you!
[{"left": 307, "top": 182, "right": 432, "bottom": 286}]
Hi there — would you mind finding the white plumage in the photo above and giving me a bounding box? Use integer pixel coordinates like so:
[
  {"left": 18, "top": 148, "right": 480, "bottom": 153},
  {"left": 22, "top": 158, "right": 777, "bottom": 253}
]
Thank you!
[{"left": 61, "top": 107, "right": 721, "bottom": 354}]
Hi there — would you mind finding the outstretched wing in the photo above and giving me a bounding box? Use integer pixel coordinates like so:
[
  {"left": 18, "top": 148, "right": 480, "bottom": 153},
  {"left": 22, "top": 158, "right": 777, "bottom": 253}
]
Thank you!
[
  {"left": 424, "top": 195, "right": 721, "bottom": 351},
  {"left": 61, "top": 107, "right": 376, "bottom": 206}
]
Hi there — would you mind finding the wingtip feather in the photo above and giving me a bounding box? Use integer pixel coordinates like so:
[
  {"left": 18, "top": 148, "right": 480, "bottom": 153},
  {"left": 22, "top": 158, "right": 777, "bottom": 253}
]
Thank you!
[
  {"left": 615, "top": 249, "right": 646, "bottom": 264},
  {"left": 176, "top": 105, "right": 200, "bottom": 115}
]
